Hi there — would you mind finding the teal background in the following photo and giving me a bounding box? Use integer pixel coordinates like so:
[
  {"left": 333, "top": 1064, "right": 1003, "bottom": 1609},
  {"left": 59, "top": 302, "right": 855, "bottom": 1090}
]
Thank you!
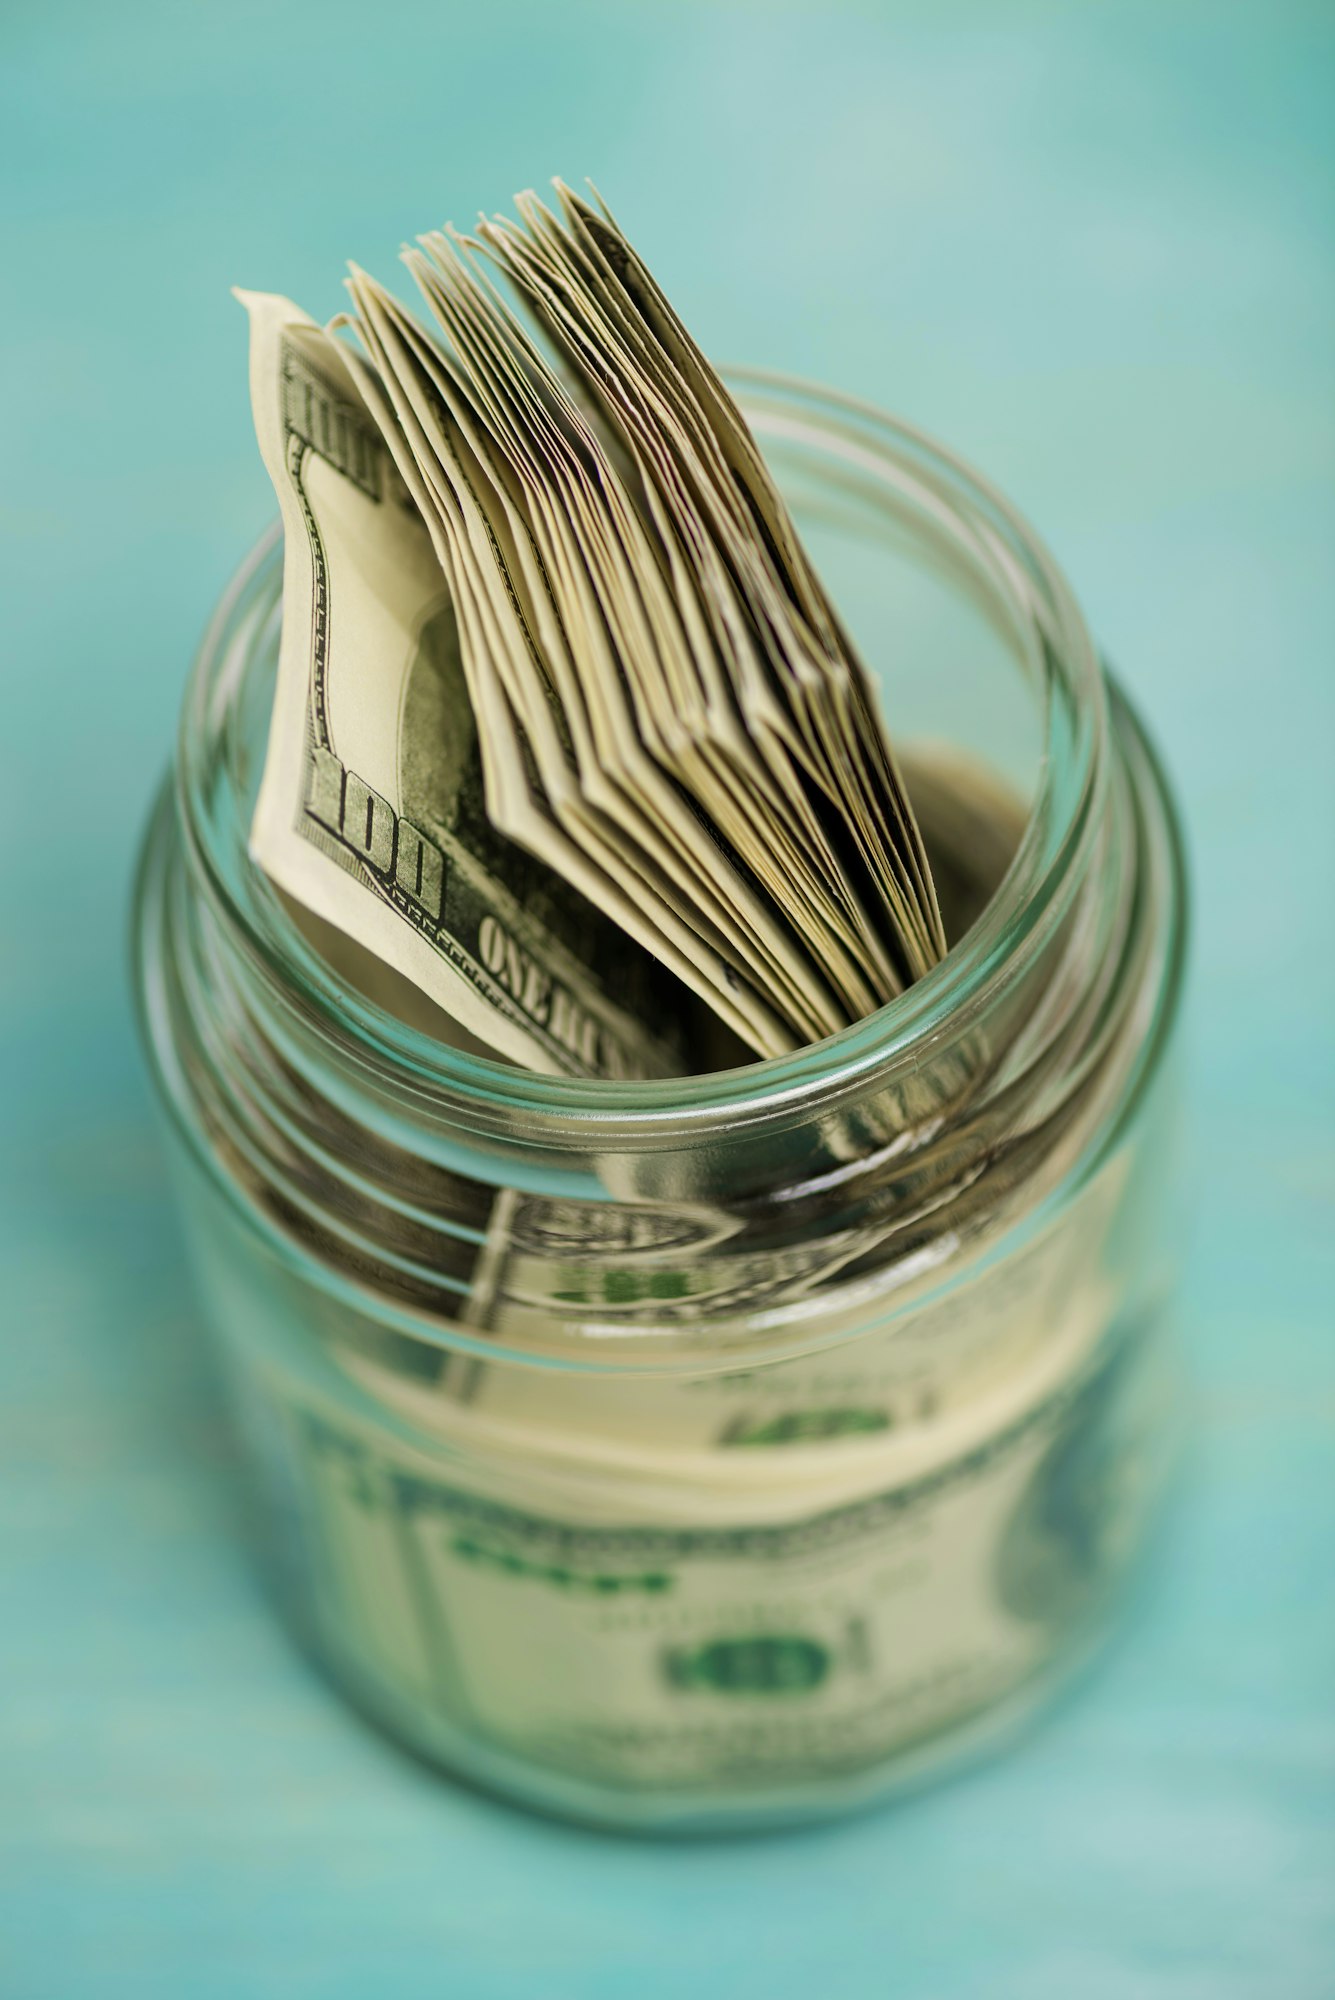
[{"left": 2, "top": 2, "right": 1332, "bottom": 1994}]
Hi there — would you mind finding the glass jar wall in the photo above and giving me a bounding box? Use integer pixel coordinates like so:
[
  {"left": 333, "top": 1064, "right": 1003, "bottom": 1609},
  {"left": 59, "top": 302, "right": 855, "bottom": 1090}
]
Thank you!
[{"left": 132, "top": 376, "right": 1188, "bottom": 1832}]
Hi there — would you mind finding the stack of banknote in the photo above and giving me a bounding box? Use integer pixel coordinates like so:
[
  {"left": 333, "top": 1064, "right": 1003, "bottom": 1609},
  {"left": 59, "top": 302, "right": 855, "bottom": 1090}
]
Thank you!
[
  {"left": 218, "top": 187, "right": 1170, "bottom": 1804},
  {"left": 240, "top": 183, "right": 954, "bottom": 1076}
]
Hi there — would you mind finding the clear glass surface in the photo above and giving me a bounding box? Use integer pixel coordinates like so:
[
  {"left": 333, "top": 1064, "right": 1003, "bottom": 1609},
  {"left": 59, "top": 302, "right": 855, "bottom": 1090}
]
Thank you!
[{"left": 132, "top": 375, "right": 1188, "bottom": 1831}]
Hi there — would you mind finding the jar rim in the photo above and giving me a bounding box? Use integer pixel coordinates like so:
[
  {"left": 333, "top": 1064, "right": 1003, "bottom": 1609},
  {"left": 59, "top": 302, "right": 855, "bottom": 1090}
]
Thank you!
[{"left": 176, "top": 369, "right": 1109, "bottom": 1138}]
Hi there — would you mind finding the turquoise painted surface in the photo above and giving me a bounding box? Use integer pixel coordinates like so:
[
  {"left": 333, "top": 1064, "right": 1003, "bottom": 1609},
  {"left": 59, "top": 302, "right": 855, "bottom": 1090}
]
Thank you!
[{"left": 1, "top": 2, "right": 1332, "bottom": 1994}]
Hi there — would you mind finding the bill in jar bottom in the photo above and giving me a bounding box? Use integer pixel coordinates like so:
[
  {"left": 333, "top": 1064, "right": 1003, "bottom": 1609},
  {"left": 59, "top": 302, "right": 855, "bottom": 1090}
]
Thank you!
[
  {"left": 267, "top": 1554, "right": 1170, "bottom": 1838},
  {"left": 237, "top": 1363, "right": 1183, "bottom": 1840}
]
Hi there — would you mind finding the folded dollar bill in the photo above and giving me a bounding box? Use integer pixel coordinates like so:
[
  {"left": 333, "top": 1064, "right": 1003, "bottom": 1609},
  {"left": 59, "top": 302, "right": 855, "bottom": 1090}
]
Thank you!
[{"left": 239, "top": 183, "right": 949, "bottom": 1075}]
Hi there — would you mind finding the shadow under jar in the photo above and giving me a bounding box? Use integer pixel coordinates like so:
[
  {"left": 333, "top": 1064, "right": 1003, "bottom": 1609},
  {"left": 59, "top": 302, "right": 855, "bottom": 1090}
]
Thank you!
[{"left": 132, "top": 373, "right": 1188, "bottom": 1833}]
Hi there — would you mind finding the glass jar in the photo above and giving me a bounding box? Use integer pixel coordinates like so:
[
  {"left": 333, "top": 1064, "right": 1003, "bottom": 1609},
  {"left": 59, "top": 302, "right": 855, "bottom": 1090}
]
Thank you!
[{"left": 132, "top": 373, "right": 1188, "bottom": 1833}]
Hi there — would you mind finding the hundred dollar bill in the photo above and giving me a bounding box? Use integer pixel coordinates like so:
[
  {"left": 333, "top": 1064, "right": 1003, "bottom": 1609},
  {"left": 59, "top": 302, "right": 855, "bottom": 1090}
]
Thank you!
[
  {"left": 324, "top": 188, "right": 949, "bottom": 1059},
  {"left": 238, "top": 290, "right": 689, "bottom": 1080},
  {"left": 223, "top": 1296, "right": 1171, "bottom": 1797}
]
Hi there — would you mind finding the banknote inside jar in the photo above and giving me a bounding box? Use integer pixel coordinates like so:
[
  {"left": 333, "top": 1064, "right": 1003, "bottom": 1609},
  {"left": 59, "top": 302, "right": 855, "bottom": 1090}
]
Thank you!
[
  {"left": 237, "top": 188, "right": 1066, "bottom": 1083},
  {"left": 205, "top": 1108, "right": 1170, "bottom": 1805},
  {"left": 285, "top": 740, "right": 1028, "bottom": 1072}
]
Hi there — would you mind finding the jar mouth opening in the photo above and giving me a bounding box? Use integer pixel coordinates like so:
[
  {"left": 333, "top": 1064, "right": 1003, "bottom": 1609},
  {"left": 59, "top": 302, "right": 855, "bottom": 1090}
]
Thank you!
[{"left": 178, "top": 371, "right": 1108, "bottom": 1133}]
